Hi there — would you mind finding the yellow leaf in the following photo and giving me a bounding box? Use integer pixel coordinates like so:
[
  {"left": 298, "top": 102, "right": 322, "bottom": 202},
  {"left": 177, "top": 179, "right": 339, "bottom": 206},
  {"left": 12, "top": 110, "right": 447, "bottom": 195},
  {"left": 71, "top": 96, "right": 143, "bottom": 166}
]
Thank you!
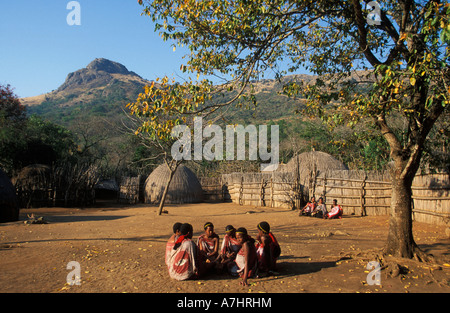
[{"left": 410, "top": 77, "right": 416, "bottom": 86}]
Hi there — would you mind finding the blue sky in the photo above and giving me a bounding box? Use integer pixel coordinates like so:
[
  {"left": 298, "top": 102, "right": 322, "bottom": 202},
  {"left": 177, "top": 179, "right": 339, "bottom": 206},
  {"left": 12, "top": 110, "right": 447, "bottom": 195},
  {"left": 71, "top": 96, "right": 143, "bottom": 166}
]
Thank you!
[{"left": 0, "top": 0, "right": 189, "bottom": 98}]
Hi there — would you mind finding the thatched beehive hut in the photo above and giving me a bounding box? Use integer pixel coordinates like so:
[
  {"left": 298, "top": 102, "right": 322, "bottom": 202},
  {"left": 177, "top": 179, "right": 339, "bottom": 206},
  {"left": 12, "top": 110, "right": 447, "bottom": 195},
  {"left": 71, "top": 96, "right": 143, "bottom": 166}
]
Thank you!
[
  {"left": 282, "top": 151, "right": 348, "bottom": 176},
  {"left": 281, "top": 151, "right": 348, "bottom": 200},
  {"left": 12, "top": 164, "right": 52, "bottom": 208},
  {"left": 0, "top": 169, "right": 19, "bottom": 223},
  {"left": 144, "top": 164, "right": 203, "bottom": 204},
  {"left": 12, "top": 164, "right": 52, "bottom": 188}
]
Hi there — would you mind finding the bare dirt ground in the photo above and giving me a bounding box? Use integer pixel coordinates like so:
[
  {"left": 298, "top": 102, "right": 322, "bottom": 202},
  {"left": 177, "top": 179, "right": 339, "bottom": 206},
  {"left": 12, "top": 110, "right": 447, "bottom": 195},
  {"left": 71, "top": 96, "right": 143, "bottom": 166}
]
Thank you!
[{"left": 0, "top": 202, "right": 448, "bottom": 293}]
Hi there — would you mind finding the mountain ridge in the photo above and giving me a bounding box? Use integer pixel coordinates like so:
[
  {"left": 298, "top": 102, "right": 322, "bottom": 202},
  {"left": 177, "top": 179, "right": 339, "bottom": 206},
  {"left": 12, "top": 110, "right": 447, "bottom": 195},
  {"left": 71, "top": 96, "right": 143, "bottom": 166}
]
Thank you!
[
  {"left": 21, "top": 58, "right": 373, "bottom": 126},
  {"left": 22, "top": 58, "right": 151, "bottom": 109}
]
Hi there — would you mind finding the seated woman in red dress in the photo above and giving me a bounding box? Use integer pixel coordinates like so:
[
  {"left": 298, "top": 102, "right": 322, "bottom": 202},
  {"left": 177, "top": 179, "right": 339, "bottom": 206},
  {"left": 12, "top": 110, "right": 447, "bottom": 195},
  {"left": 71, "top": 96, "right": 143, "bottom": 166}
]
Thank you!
[
  {"left": 197, "top": 222, "right": 220, "bottom": 263},
  {"left": 311, "top": 197, "right": 327, "bottom": 218},
  {"left": 300, "top": 196, "right": 316, "bottom": 216},
  {"left": 167, "top": 223, "right": 198, "bottom": 281},
  {"left": 228, "top": 227, "right": 258, "bottom": 286},
  {"left": 326, "top": 199, "right": 343, "bottom": 219},
  {"left": 165, "top": 222, "right": 182, "bottom": 268},
  {"left": 216, "top": 225, "right": 241, "bottom": 272},
  {"left": 255, "top": 221, "right": 281, "bottom": 275}
]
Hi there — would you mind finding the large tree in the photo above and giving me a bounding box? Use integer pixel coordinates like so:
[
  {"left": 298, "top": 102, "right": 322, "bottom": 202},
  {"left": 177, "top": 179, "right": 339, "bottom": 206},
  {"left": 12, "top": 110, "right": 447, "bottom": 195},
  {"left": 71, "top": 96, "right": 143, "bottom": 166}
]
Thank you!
[
  {"left": 133, "top": 0, "right": 449, "bottom": 259},
  {"left": 126, "top": 80, "right": 185, "bottom": 215},
  {"left": 1, "top": 84, "right": 79, "bottom": 174},
  {"left": 0, "top": 84, "right": 28, "bottom": 173}
]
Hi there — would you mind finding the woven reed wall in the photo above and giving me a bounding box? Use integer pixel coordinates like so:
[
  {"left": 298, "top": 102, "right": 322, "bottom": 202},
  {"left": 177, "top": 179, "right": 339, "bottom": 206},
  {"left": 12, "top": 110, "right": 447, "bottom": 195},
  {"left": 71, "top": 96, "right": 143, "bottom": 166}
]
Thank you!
[
  {"left": 411, "top": 174, "right": 449, "bottom": 226},
  {"left": 200, "top": 171, "right": 449, "bottom": 226},
  {"left": 314, "top": 170, "right": 392, "bottom": 217},
  {"left": 118, "top": 176, "right": 141, "bottom": 204}
]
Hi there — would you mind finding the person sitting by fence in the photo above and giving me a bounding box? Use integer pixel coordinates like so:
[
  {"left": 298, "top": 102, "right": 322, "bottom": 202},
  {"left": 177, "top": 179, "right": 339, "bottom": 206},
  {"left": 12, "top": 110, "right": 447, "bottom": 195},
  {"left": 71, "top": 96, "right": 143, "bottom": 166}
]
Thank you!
[
  {"left": 197, "top": 222, "right": 220, "bottom": 263},
  {"left": 300, "top": 196, "right": 316, "bottom": 216},
  {"left": 167, "top": 223, "right": 199, "bottom": 281},
  {"left": 325, "top": 199, "right": 343, "bottom": 219},
  {"left": 312, "top": 197, "right": 327, "bottom": 218},
  {"left": 255, "top": 221, "right": 281, "bottom": 275},
  {"left": 215, "top": 225, "right": 241, "bottom": 272},
  {"left": 228, "top": 227, "right": 258, "bottom": 286},
  {"left": 165, "top": 222, "right": 182, "bottom": 268}
]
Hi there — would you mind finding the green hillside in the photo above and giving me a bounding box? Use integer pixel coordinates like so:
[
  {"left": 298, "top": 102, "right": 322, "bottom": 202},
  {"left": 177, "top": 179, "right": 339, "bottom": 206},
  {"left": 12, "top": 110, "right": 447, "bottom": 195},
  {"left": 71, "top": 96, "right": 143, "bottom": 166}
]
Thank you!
[{"left": 20, "top": 59, "right": 447, "bottom": 176}]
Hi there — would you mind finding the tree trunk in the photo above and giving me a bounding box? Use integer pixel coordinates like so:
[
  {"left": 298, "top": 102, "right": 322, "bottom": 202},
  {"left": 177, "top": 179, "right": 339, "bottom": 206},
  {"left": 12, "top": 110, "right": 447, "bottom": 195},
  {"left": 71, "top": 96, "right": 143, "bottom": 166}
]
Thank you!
[
  {"left": 385, "top": 174, "right": 416, "bottom": 258},
  {"left": 158, "top": 165, "right": 177, "bottom": 216},
  {"left": 385, "top": 157, "right": 432, "bottom": 262}
]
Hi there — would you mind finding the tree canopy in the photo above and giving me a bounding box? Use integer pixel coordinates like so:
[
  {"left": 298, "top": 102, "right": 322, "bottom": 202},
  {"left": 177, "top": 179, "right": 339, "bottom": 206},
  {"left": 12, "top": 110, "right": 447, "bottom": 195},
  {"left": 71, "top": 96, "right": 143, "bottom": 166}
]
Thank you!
[
  {"left": 1, "top": 84, "right": 79, "bottom": 174},
  {"left": 133, "top": 0, "right": 448, "bottom": 144},
  {"left": 131, "top": 0, "right": 449, "bottom": 258}
]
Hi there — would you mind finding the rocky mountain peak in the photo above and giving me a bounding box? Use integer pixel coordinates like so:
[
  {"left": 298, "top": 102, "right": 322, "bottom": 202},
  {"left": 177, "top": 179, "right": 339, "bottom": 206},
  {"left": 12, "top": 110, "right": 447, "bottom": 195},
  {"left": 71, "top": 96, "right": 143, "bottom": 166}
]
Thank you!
[
  {"left": 86, "top": 58, "right": 131, "bottom": 75},
  {"left": 54, "top": 58, "right": 144, "bottom": 93}
]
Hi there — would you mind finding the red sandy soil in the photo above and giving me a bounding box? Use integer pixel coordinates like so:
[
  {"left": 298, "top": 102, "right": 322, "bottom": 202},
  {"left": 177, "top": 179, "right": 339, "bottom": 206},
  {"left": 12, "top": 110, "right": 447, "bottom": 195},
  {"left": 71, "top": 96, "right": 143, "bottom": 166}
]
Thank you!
[{"left": 0, "top": 202, "right": 448, "bottom": 293}]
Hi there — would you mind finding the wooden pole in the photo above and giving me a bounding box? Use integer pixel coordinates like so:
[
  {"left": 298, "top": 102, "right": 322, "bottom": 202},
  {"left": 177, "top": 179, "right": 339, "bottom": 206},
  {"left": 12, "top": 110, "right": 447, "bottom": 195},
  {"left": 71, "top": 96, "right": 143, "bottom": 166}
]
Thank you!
[
  {"left": 270, "top": 177, "right": 274, "bottom": 208},
  {"left": 312, "top": 163, "right": 317, "bottom": 198},
  {"left": 360, "top": 174, "right": 367, "bottom": 216},
  {"left": 308, "top": 170, "right": 313, "bottom": 200},
  {"left": 239, "top": 176, "right": 243, "bottom": 206},
  {"left": 259, "top": 178, "right": 265, "bottom": 207},
  {"left": 293, "top": 180, "right": 300, "bottom": 210}
]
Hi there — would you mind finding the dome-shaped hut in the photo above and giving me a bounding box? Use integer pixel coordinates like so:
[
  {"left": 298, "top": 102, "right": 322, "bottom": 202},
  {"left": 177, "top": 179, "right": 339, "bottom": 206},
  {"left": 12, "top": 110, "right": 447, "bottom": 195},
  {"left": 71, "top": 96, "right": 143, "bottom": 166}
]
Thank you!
[
  {"left": 12, "top": 164, "right": 52, "bottom": 188},
  {"left": 0, "top": 169, "right": 19, "bottom": 223},
  {"left": 144, "top": 164, "right": 203, "bottom": 204},
  {"left": 280, "top": 151, "right": 348, "bottom": 203},
  {"left": 12, "top": 164, "right": 53, "bottom": 208},
  {"left": 283, "top": 151, "right": 348, "bottom": 174},
  {"left": 281, "top": 151, "right": 348, "bottom": 188}
]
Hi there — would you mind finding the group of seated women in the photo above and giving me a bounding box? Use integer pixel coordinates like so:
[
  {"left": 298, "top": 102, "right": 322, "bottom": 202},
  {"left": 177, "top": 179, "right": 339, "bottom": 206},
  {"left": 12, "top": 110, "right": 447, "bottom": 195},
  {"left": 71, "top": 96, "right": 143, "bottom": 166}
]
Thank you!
[
  {"left": 299, "top": 196, "right": 343, "bottom": 219},
  {"left": 165, "top": 221, "right": 280, "bottom": 286}
]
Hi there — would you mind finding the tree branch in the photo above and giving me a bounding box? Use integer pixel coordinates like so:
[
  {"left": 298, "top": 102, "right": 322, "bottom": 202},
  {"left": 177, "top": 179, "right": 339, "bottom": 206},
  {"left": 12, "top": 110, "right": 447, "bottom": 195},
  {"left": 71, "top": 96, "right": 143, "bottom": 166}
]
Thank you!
[
  {"left": 351, "top": 0, "right": 381, "bottom": 66},
  {"left": 375, "top": 112, "right": 402, "bottom": 160}
]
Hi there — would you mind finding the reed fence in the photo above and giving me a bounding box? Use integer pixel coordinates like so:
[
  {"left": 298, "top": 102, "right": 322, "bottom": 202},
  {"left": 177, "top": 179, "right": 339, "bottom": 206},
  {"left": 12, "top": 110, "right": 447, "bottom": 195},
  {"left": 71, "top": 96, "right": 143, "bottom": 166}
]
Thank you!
[
  {"left": 118, "top": 176, "right": 142, "bottom": 204},
  {"left": 200, "top": 170, "right": 450, "bottom": 226}
]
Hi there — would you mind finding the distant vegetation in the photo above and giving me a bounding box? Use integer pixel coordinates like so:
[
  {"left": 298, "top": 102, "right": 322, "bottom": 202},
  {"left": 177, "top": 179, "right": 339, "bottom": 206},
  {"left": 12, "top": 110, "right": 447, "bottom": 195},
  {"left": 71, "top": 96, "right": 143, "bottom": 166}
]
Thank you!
[
  {"left": 21, "top": 76, "right": 449, "bottom": 178},
  {"left": 1, "top": 84, "right": 76, "bottom": 174},
  {"left": 15, "top": 59, "right": 448, "bottom": 179}
]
